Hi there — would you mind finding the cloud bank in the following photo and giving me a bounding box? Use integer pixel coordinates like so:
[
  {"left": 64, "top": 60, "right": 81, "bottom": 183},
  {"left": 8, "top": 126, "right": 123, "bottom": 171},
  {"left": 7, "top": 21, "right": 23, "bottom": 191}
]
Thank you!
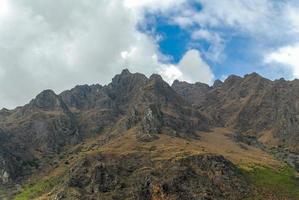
[
  {"left": 0, "top": 0, "right": 213, "bottom": 109},
  {"left": 2, "top": 0, "right": 299, "bottom": 109}
]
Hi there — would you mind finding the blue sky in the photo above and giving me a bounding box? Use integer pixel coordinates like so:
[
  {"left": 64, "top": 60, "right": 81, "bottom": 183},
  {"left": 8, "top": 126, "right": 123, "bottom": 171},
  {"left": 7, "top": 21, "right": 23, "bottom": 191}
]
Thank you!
[
  {"left": 138, "top": 0, "right": 299, "bottom": 81},
  {"left": 1, "top": 0, "right": 299, "bottom": 108}
]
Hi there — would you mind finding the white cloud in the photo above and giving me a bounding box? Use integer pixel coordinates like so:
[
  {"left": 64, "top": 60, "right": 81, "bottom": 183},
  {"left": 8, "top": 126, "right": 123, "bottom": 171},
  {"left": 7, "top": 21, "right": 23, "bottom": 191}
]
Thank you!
[
  {"left": 172, "top": 16, "right": 194, "bottom": 28},
  {"left": 173, "top": 0, "right": 280, "bottom": 35},
  {"left": 192, "top": 29, "right": 225, "bottom": 62},
  {"left": 265, "top": 43, "right": 299, "bottom": 78},
  {"left": 283, "top": 4, "right": 299, "bottom": 34},
  {"left": 167, "top": 0, "right": 286, "bottom": 65},
  {"left": 0, "top": 0, "right": 12, "bottom": 21},
  {"left": 262, "top": 4, "right": 299, "bottom": 79},
  {"left": 124, "top": 0, "right": 184, "bottom": 10},
  {"left": 178, "top": 49, "right": 214, "bottom": 84},
  {"left": 159, "top": 49, "right": 214, "bottom": 85},
  {"left": 158, "top": 64, "right": 182, "bottom": 83},
  {"left": 10, "top": 0, "right": 299, "bottom": 108},
  {"left": 0, "top": 67, "right": 5, "bottom": 78},
  {"left": 167, "top": 0, "right": 299, "bottom": 79},
  {"left": 200, "top": 0, "right": 274, "bottom": 32},
  {"left": 0, "top": 0, "right": 215, "bottom": 109}
]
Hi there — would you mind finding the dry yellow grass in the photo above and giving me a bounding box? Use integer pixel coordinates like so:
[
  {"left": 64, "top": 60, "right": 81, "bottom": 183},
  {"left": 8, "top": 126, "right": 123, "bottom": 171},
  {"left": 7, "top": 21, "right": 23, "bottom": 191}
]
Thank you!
[
  {"left": 28, "top": 127, "right": 283, "bottom": 200},
  {"left": 198, "top": 128, "right": 281, "bottom": 168},
  {"left": 91, "top": 127, "right": 281, "bottom": 168},
  {"left": 257, "top": 130, "right": 280, "bottom": 147}
]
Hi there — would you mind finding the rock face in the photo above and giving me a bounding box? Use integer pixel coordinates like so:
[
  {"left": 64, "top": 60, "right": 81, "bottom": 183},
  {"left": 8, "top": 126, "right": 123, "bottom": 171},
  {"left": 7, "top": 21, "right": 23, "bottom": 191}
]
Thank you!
[
  {"left": 172, "top": 80, "right": 211, "bottom": 105},
  {"left": 1, "top": 69, "right": 299, "bottom": 199},
  {"left": 0, "top": 156, "right": 10, "bottom": 184},
  {"left": 137, "top": 105, "right": 163, "bottom": 141},
  {"left": 54, "top": 153, "right": 248, "bottom": 200},
  {"left": 172, "top": 73, "right": 299, "bottom": 152},
  {"left": 0, "top": 69, "right": 209, "bottom": 184},
  {"left": 0, "top": 90, "right": 81, "bottom": 184}
]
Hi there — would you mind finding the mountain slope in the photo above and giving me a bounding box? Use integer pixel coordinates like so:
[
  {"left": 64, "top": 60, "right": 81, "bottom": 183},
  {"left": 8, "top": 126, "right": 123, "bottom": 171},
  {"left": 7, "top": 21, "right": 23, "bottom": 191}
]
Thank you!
[
  {"left": 172, "top": 73, "right": 299, "bottom": 153},
  {"left": 0, "top": 69, "right": 299, "bottom": 199}
]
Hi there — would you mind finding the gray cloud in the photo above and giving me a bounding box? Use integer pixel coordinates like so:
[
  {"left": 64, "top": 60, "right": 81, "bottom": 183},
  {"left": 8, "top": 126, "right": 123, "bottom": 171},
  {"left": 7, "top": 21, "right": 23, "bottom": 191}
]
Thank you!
[
  {"left": 3, "top": 0, "right": 299, "bottom": 109},
  {"left": 0, "top": 0, "right": 215, "bottom": 109}
]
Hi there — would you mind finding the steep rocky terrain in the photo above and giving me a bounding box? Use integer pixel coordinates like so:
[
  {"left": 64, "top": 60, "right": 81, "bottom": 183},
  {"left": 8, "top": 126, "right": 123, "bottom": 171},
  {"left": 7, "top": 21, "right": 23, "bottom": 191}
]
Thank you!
[
  {"left": 173, "top": 73, "right": 299, "bottom": 151},
  {"left": 1, "top": 69, "right": 299, "bottom": 199}
]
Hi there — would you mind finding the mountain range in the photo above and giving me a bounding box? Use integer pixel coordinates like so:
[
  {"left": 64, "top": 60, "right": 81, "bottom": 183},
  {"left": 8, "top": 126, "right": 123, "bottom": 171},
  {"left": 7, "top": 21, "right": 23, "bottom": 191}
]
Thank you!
[{"left": 0, "top": 69, "right": 299, "bottom": 200}]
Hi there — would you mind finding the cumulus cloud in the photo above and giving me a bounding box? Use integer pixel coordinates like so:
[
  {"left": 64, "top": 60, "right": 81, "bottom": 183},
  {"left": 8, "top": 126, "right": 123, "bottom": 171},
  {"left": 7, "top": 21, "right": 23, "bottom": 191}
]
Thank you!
[
  {"left": 0, "top": 0, "right": 140, "bottom": 108},
  {"left": 262, "top": 4, "right": 299, "bottom": 79},
  {"left": 4, "top": 0, "right": 299, "bottom": 109},
  {"left": 191, "top": 29, "right": 225, "bottom": 62},
  {"left": 178, "top": 49, "right": 214, "bottom": 84},
  {"left": 172, "top": 0, "right": 283, "bottom": 35},
  {"left": 1, "top": 0, "right": 215, "bottom": 109},
  {"left": 284, "top": 4, "right": 299, "bottom": 34},
  {"left": 265, "top": 43, "right": 299, "bottom": 78},
  {"left": 168, "top": 0, "right": 299, "bottom": 79},
  {"left": 160, "top": 49, "right": 214, "bottom": 84},
  {"left": 163, "top": 0, "right": 287, "bottom": 64},
  {"left": 0, "top": 0, "right": 12, "bottom": 21},
  {"left": 124, "top": 0, "right": 185, "bottom": 10}
]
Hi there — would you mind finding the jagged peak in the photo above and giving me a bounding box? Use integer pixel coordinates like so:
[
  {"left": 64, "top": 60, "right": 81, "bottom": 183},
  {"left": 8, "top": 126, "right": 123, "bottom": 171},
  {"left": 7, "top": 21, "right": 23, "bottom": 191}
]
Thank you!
[
  {"left": 33, "top": 89, "right": 57, "bottom": 104},
  {"left": 222, "top": 75, "right": 239, "bottom": 88},
  {"left": 172, "top": 79, "right": 181, "bottom": 86},
  {"left": 60, "top": 84, "right": 102, "bottom": 96},
  {"left": 225, "top": 74, "right": 242, "bottom": 82},
  {"left": 172, "top": 80, "right": 190, "bottom": 86},
  {"left": 173, "top": 79, "right": 180, "bottom": 83},
  {"left": 30, "top": 89, "right": 67, "bottom": 110},
  {"left": 121, "top": 68, "right": 131, "bottom": 75},
  {"left": 172, "top": 79, "right": 210, "bottom": 89},
  {"left": 73, "top": 84, "right": 101, "bottom": 93},
  {"left": 0, "top": 108, "right": 11, "bottom": 117},
  {"left": 112, "top": 69, "right": 132, "bottom": 82},
  {"left": 243, "top": 72, "right": 264, "bottom": 81},
  {"left": 0, "top": 108, "right": 10, "bottom": 113},
  {"left": 148, "top": 74, "right": 174, "bottom": 91},
  {"left": 194, "top": 82, "right": 210, "bottom": 88},
  {"left": 149, "top": 74, "right": 163, "bottom": 82},
  {"left": 37, "top": 89, "right": 57, "bottom": 97},
  {"left": 213, "top": 79, "right": 223, "bottom": 88},
  {"left": 276, "top": 77, "right": 286, "bottom": 82},
  {"left": 111, "top": 69, "right": 147, "bottom": 86}
]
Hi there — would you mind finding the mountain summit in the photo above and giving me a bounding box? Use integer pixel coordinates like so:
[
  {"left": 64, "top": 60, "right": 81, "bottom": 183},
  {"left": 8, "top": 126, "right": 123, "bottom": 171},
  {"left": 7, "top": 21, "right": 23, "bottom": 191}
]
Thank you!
[{"left": 0, "top": 69, "right": 299, "bottom": 199}]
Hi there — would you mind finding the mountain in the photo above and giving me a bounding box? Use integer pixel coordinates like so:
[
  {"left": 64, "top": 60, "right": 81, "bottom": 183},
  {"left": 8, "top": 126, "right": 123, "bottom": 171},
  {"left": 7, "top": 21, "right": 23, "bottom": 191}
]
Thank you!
[
  {"left": 0, "top": 69, "right": 299, "bottom": 200},
  {"left": 172, "top": 73, "right": 299, "bottom": 153}
]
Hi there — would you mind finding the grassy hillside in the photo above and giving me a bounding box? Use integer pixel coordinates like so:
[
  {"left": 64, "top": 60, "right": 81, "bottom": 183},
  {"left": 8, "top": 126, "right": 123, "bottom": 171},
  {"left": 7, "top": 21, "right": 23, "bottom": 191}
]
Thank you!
[{"left": 11, "top": 128, "right": 299, "bottom": 200}]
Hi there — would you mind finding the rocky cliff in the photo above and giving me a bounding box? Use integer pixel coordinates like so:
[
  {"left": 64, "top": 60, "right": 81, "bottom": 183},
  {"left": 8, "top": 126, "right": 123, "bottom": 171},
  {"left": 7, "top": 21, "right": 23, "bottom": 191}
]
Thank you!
[{"left": 0, "top": 69, "right": 299, "bottom": 199}]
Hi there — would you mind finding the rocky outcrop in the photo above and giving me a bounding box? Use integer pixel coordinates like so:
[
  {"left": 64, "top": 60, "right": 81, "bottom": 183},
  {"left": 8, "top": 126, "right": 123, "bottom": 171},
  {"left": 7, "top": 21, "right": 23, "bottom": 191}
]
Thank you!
[
  {"left": 0, "top": 90, "right": 81, "bottom": 183},
  {"left": 172, "top": 80, "right": 211, "bottom": 105},
  {"left": 54, "top": 153, "right": 248, "bottom": 200},
  {"left": 0, "top": 69, "right": 209, "bottom": 184},
  {"left": 172, "top": 72, "right": 299, "bottom": 152},
  {"left": 60, "top": 84, "right": 105, "bottom": 110},
  {"left": 140, "top": 105, "right": 163, "bottom": 135},
  {"left": 135, "top": 74, "right": 209, "bottom": 138},
  {"left": 0, "top": 156, "right": 10, "bottom": 184},
  {"left": 29, "top": 90, "right": 69, "bottom": 112},
  {"left": 137, "top": 105, "right": 163, "bottom": 141},
  {"left": 2, "top": 69, "right": 299, "bottom": 197}
]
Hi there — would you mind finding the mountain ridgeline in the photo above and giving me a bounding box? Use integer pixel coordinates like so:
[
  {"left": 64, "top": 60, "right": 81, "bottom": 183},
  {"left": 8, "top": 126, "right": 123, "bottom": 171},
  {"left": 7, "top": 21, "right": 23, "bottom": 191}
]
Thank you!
[{"left": 0, "top": 69, "right": 299, "bottom": 200}]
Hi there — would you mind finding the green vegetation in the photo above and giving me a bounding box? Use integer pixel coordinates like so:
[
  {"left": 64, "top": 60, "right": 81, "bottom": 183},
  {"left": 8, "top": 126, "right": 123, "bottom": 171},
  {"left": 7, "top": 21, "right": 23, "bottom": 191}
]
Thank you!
[
  {"left": 14, "top": 177, "right": 61, "bottom": 200},
  {"left": 242, "top": 165, "right": 299, "bottom": 199},
  {"left": 0, "top": 186, "right": 9, "bottom": 199}
]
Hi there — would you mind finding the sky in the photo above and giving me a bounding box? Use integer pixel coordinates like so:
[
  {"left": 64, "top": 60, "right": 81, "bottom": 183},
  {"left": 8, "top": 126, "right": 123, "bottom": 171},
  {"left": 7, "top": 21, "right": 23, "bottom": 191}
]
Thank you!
[{"left": 1, "top": 0, "right": 299, "bottom": 109}]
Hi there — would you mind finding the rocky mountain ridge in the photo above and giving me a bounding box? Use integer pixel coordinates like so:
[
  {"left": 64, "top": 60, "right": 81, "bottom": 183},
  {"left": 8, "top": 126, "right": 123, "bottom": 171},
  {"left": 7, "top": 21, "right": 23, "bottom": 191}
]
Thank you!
[
  {"left": 0, "top": 69, "right": 299, "bottom": 199},
  {"left": 172, "top": 72, "right": 299, "bottom": 152}
]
